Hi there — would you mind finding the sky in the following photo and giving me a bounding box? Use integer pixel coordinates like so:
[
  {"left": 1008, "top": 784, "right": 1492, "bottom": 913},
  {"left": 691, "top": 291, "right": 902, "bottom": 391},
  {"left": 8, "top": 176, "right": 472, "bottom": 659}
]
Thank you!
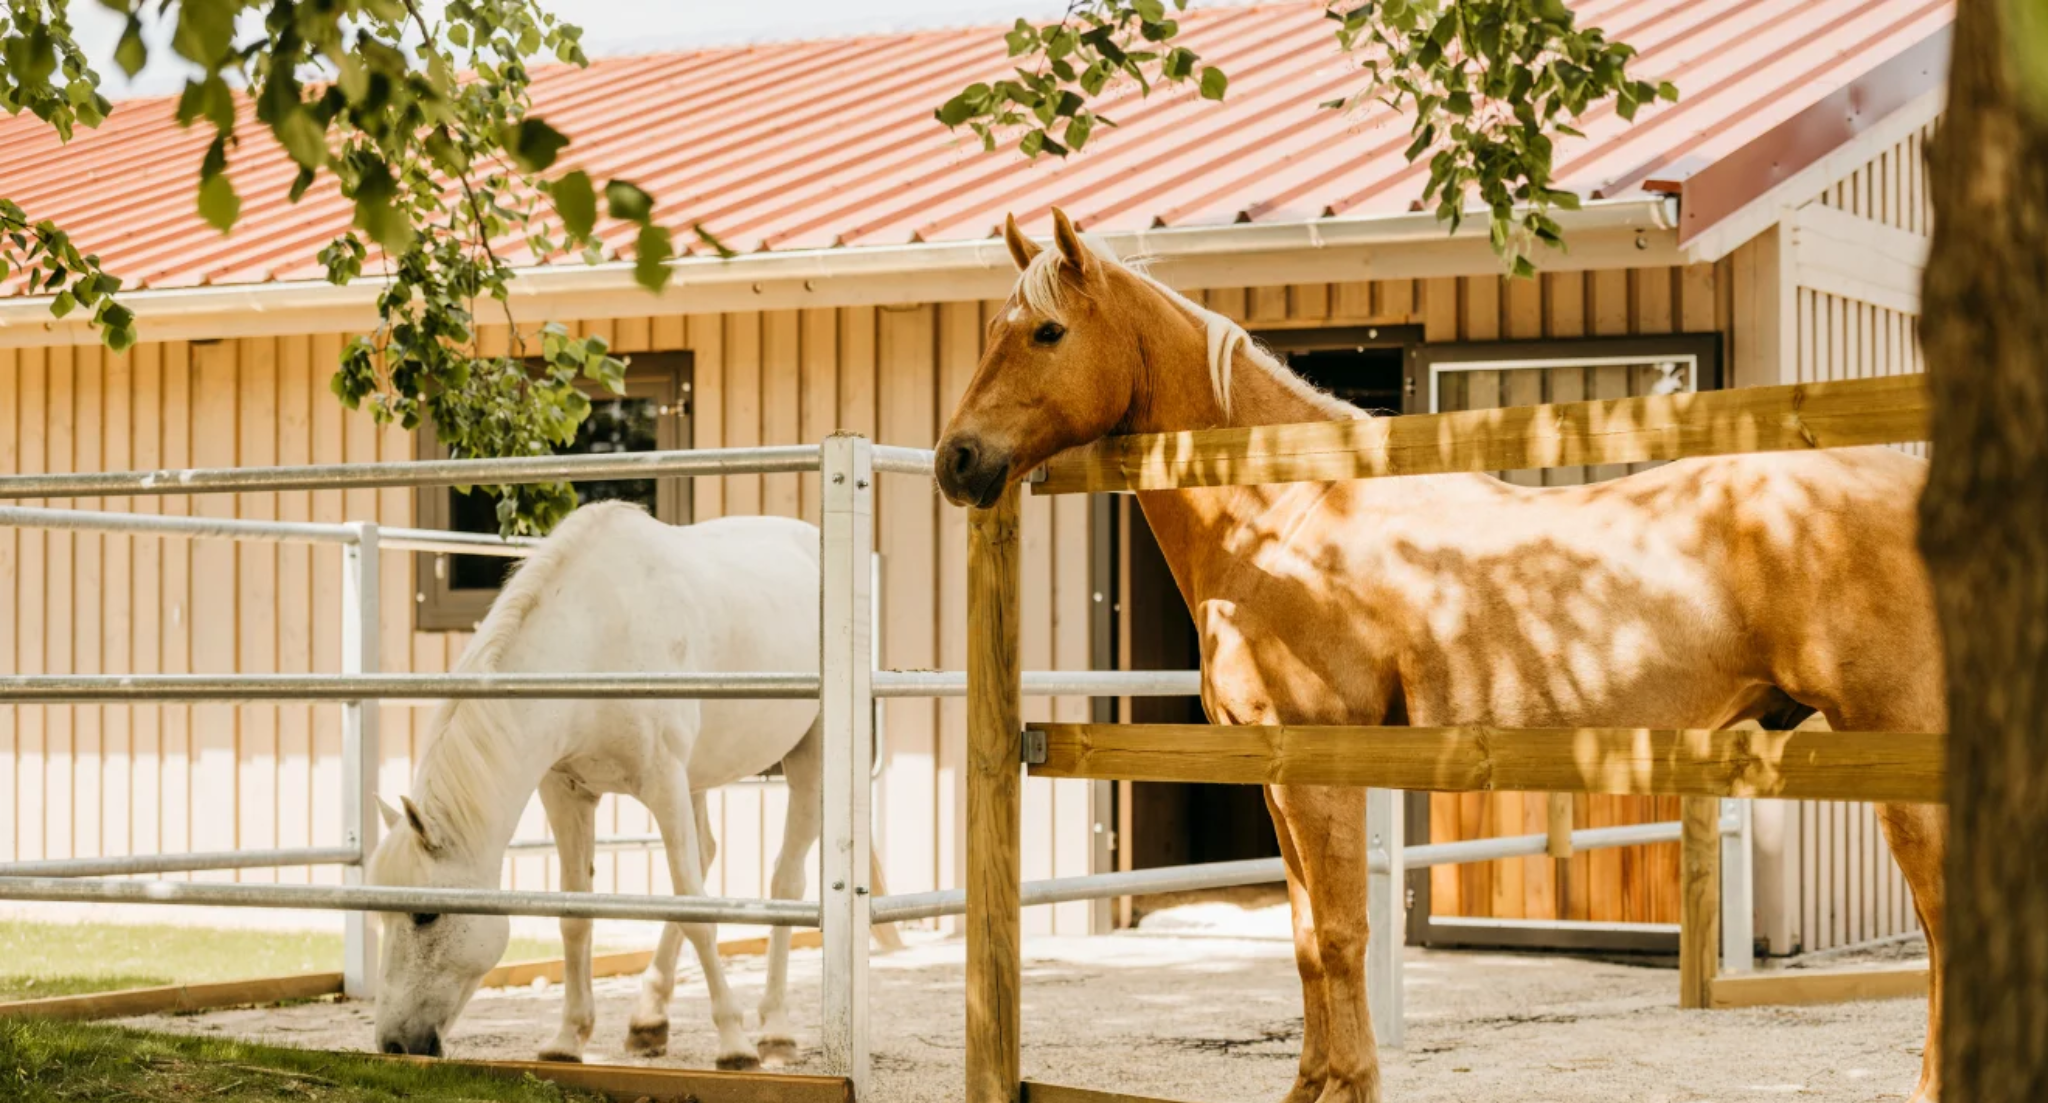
[{"left": 68, "top": 1, "right": 1078, "bottom": 98}]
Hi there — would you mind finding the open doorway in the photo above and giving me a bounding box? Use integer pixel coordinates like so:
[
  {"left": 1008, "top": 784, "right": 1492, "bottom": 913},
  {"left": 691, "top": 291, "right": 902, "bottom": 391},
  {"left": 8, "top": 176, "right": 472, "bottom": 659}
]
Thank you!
[{"left": 1103, "top": 326, "right": 1421, "bottom": 924}]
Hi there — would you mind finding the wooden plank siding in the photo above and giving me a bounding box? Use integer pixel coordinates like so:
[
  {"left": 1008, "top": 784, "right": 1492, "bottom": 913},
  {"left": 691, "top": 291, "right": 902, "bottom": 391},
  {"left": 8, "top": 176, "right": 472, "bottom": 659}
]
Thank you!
[
  {"left": 0, "top": 257, "right": 1913, "bottom": 952},
  {"left": 1762, "top": 120, "right": 1936, "bottom": 955}
]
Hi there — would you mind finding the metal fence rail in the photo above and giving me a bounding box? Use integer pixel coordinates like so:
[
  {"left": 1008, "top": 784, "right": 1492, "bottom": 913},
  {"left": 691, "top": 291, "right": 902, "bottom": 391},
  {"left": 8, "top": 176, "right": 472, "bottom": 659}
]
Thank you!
[
  {"left": 0, "top": 847, "right": 363, "bottom": 879},
  {"left": 0, "top": 444, "right": 832, "bottom": 499},
  {"left": 0, "top": 877, "right": 822, "bottom": 926}
]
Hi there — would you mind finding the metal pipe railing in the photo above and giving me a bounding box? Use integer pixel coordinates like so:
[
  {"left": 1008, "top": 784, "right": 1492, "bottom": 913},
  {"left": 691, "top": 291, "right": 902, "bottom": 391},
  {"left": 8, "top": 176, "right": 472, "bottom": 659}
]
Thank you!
[
  {"left": 876, "top": 670, "right": 1201, "bottom": 698},
  {"left": 0, "top": 877, "right": 822, "bottom": 926},
  {"left": 0, "top": 672, "right": 823, "bottom": 702},
  {"left": 0, "top": 505, "right": 363, "bottom": 544},
  {"left": 871, "top": 446, "right": 936, "bottom": 476},
  {"left": 379, "top": 526, "right": 541, "bottom": 557},
  {"left": 867, "top": 816, "right": 1708, "bottom": 924},
  {"left": 0, "top": 846, "right": 362, "bottom": 879},
  {"left": 0, "top": 444, "right": 827, "bottom": 500}
]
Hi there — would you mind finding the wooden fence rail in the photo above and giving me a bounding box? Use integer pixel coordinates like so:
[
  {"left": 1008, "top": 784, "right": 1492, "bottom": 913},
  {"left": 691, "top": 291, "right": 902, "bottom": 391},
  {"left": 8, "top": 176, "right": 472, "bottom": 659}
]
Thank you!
[
  {"left": 1033, "top": 374, "right": 1928, "bottom": 494},
  {"left": 1025, "top": 723, "right": 1946, "bottom": 804}
]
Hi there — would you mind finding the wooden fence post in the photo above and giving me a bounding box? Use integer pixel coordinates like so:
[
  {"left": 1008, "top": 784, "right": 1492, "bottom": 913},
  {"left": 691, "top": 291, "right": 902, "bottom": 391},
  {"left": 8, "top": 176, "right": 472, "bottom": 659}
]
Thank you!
[
  {"left": 1679, "top": 795, "right": 1722, "bottom": 1009},
  {"left": 967, "top": 484, "right": 1023, "bottom": 1103},
  {"left": 1545, "top": 793, "right": 1574, "bottom": 858}
]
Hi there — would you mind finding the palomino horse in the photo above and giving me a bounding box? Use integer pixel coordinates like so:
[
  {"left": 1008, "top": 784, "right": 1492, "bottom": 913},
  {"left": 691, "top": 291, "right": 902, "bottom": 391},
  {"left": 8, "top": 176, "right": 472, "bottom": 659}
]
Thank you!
[
  {"left": 935, "top": 210, "right": 1946, "bottom": 1103},
  {"left": 368, "top": 501, "right": 900, "bottom": 1067}
]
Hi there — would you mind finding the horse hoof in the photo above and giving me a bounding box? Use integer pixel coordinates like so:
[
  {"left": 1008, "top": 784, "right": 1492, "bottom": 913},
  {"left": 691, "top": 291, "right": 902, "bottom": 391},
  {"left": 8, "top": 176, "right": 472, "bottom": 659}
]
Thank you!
[
  {"left": 716, "top": 1052, "right": 763, "bottom": 1072},
  {"left": 624, "top": 1019, "right": 669, "bottom": 1057},
  {"left": 757, "top": 1037, "right": 800, "bottom": 1067},
  {"left": 536, "top": 1049, "right": 584, "bottom": 1064}
]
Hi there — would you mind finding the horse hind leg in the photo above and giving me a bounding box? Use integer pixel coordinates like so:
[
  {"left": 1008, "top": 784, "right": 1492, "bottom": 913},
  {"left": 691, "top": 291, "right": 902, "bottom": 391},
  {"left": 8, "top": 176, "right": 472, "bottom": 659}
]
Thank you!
[
  {"left": 636, "top": 762, "right": 758, "bottom": 1070},
  {"left": 1272, "top": 784, "right": 1382, "bottom": 1103},
  {"left": 757, "top": 720, "right": 825, "bottom": 1066},
  {"left": 536, "top": 775, "right": 600, "bottom": 1063},
  {"left": 1827, "top": 700, "right": 1946, "bottom": 1103}
]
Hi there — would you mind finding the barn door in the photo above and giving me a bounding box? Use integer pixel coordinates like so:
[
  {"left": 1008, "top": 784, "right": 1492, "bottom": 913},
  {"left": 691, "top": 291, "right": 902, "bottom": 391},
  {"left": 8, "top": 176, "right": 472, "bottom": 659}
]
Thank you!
[{"left": 1408, "top": 334, "right": 1722, "bottom": 951}]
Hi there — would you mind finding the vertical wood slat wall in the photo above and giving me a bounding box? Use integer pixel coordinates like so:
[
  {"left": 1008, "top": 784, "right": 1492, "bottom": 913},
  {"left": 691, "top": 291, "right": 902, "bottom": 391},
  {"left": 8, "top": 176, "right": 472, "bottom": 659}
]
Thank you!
[
  {"left": 0, "top": 240, "right": 1922, "bottom": 949},
  {"left": 1404, "top": 262, "right": 1731, "bottom": 927},
  {"left": 1772, "top": 120, "right": 1936, "bottom": 954}
]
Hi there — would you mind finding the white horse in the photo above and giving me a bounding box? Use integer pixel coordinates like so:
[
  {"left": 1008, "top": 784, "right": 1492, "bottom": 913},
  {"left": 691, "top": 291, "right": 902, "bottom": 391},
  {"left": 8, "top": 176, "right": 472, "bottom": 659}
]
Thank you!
[{"left": 368, "top": 500, "right": 898, "bottom": 1068}]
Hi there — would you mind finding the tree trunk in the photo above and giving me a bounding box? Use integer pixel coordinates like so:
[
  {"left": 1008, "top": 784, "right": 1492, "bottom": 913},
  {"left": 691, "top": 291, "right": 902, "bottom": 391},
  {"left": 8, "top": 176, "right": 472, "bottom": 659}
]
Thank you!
[{"left": 1919, "top": 1, "right": 2048, "bottom": 1098}]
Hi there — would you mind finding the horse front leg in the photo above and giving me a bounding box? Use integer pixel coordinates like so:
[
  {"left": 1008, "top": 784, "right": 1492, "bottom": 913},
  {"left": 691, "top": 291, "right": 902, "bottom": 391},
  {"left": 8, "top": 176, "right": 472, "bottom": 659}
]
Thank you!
[
  {"left": 1267, "top": 785, "right": 1332, "bottom": 1103},
  {"left": 636, "top": 763, "right": 758, "bottom": 1070},
  {"left": 537, "top": 774, "right": 600, "bottom": 1062},
  {"left": 1272, "top": 785, "right": 1382, "bottom": 1103}
]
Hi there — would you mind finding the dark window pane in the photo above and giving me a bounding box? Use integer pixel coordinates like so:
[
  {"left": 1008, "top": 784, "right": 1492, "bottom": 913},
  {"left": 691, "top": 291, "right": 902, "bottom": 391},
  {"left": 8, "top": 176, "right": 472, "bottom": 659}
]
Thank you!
[{"left": 445, "top": 393, "right": 662, "bottom": 591}]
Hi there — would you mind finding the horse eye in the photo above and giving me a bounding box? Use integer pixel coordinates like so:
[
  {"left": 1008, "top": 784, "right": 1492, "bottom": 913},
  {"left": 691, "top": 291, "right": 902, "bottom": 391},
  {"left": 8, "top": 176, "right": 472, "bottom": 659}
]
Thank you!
[
  {"left": 411, "top": 913, "right": 439, "bottom": 928},
  {"left": 1032, "top": 321, "right": 1066, "bottom": 345}
]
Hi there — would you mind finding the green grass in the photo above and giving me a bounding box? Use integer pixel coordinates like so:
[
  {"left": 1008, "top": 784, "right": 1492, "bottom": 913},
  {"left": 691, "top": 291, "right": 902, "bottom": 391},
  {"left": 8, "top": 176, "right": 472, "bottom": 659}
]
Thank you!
[
  {"left": 0, "top": 921, "right": 562, "bottom": 1003},
  {"left": 0, "top": 1017, "right": 604, "bottom": 1103}
]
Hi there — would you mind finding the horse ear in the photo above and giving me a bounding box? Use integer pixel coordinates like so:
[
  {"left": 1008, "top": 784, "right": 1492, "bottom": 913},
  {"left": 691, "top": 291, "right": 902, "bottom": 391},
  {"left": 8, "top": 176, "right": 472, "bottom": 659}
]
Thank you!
[
  {"left": 1003, "top": 213, "right": 1041, "bottom": 271},
  {"left": 377, "top": 796, "right": 402, "bottom": 830},
  {"left": 1050, "top": 207, "right": 1092, "bottom": 279},
  {"left": 400, "top": 796, "right": 439, "bottom": 852}
]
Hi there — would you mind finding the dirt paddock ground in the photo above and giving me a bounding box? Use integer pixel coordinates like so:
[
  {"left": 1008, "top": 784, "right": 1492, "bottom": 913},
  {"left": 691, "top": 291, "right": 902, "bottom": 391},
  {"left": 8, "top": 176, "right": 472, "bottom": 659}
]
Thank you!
[{"left": 122, "top": 922, "right": 1930, "bottom": 1103}]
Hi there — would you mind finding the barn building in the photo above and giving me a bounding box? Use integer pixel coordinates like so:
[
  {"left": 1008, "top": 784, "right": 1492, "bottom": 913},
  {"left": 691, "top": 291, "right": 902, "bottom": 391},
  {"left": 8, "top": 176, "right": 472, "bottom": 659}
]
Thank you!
[{"left": 0, "top": 0, "right": 1946, "bottom": 956}]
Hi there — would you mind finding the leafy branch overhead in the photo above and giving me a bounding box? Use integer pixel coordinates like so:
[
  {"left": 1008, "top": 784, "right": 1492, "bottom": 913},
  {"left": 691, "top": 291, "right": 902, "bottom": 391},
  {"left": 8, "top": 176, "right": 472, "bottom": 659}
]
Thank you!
[
  {"left": 937, "top": 1, "right": 1227, "bottom": 158},
  {"left": 1, "top": 0, "right": 688, "bottom": 533},
  {"left": 940, "top": 0, "right": 1675, "bottom": 275}
]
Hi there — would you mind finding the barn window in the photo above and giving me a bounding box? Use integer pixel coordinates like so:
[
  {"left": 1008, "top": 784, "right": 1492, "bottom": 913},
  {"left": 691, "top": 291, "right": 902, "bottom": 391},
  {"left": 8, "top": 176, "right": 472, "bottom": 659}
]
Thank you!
[
  {"left": 1416, "top": 333, "right": 1723, "bottom": 483},
  {"left": 412, "top": 351, "right": 694, "bottom": 632}
]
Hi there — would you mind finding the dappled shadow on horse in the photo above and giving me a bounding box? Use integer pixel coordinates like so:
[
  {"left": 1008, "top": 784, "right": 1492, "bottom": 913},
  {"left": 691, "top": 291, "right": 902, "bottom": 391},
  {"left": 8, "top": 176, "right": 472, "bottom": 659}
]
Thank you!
[
  {"left": 365, "top": 501, "right": 900, "bottom": 1069},
  {"left": 933, "top": 209, "right": 1947, "bottom": 1103}
]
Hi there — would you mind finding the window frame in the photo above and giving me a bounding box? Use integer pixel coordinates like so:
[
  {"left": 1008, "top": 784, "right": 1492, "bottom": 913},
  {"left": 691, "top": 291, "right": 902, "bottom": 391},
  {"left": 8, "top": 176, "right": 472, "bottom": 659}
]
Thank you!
[
  {"left": 412, "top": 351, "right": 694, "bottom": 633},
  {"left": 1413, "top": 332, "right": 1725, "bottom": 413}
]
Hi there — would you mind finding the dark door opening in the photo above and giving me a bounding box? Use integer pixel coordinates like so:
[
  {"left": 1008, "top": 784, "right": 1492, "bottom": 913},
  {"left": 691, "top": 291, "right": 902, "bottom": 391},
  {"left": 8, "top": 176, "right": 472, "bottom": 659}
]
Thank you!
[{"left": 1106, "top": 327, "right": 1418, "bottom": 918}]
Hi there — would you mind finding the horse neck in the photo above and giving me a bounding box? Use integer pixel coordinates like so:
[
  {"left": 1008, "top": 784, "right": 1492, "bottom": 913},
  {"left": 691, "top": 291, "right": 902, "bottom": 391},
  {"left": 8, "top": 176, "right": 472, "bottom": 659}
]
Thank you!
[
  {"left": 410, "top": 701, "right": 563, "bottom": 885},
  {"left": 1122, "top": 286, "right": 1360, "bottom": 610}
]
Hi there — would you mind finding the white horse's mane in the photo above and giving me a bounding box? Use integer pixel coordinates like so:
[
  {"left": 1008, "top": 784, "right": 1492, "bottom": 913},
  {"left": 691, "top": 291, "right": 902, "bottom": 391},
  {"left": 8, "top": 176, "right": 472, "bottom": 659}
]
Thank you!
[
  {"left": 382, "top": 502, "right": 643, "bottom": 868},
  {"left": 1016, "top": 237, "right": 1362, "bottom": 425}
]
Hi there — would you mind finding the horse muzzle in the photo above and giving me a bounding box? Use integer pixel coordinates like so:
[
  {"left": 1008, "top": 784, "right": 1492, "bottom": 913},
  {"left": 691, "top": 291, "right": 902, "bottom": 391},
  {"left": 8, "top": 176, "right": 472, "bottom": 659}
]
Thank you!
[
  {"left": 936, "top": 434, "right": 1013, "bottom": 509},
  {"left": 379, "top": 1027, "right": 444, "bottom": 1058}
]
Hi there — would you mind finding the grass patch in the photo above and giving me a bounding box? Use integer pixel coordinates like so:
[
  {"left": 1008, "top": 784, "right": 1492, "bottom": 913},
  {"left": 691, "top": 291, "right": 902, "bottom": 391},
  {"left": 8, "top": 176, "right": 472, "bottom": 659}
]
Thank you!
[
  {"left": 0, "top": 921, "right": 561, "bottom": 1003},
  {"left": 0, "top": 1017, "right": 604, "bottom": 1102}
]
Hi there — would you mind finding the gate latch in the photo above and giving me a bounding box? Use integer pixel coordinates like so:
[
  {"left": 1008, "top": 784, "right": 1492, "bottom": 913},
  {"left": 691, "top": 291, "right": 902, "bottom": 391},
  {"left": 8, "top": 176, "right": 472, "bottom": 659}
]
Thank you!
[{"left": 1021, "top": 728, "right": 1048, "bottom": 766}]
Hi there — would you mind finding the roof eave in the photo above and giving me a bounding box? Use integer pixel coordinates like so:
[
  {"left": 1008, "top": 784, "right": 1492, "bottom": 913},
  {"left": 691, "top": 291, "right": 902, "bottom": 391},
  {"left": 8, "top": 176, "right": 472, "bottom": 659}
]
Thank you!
[{"left": 0, "top": 198, "right": 1679, "bottom": 349}]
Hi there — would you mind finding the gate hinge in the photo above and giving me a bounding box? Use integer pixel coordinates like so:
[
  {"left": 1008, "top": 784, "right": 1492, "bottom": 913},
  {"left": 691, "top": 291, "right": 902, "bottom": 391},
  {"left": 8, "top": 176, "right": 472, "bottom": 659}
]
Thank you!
[{"left": 1021, "top": 728, "right": 1047, "bottom": 766}]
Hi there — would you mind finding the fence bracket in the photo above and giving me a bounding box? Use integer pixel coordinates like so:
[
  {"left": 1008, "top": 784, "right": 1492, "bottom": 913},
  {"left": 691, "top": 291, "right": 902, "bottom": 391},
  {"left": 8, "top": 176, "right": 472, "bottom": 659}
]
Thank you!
[{"left": 1021, "top": 728, "right": 1048, "bottom": 766}]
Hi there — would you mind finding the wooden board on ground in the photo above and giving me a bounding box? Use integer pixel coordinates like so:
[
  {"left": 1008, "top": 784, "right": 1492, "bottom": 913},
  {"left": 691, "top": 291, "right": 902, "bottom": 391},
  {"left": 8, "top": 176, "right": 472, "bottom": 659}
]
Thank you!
[
  {"left": 1027, "top": 723, "right": 1944, "bottom": 804},
  {"left": 0, "top": 931, "right": 826, "bottom": 1022},
  {"left": 0, "top": 971, "right": 342, "bottom": 1021},
  {"left": 378, "top": 1054, "right": 852, "bottom": 1103},
  {"left": 1024, "top": 1081, "right": 1199, "bottom": 1103},
  {"left": 1709, "top": 965, "right": 1929, "bottom": 1009},
  {"left": 1034, "top": 374, "right": 1929, "bottom": 494}
]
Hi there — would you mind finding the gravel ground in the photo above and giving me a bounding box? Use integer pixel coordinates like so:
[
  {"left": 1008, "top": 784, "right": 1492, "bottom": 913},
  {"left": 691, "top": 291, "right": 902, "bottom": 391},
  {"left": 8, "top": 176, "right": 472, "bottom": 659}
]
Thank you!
[{"left": 120, "top": 912, "right": 1930, "bottom": 1103}]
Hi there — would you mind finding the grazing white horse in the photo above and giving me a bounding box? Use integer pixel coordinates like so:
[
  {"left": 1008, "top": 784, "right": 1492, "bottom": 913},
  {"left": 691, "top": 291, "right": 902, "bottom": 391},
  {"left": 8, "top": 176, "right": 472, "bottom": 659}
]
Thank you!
[{"left": 368, "top": 501, "right": 898, "bottom": 1068}]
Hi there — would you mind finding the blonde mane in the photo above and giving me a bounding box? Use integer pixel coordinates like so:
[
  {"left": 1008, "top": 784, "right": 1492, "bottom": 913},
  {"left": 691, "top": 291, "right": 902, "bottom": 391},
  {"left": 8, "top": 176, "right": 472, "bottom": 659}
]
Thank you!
[
  {"left": 1016, "top": 237, "right": 1361, "bottom": 425},
  {"left": 384, "top": 502, "right": 646, "bottom": 867}
]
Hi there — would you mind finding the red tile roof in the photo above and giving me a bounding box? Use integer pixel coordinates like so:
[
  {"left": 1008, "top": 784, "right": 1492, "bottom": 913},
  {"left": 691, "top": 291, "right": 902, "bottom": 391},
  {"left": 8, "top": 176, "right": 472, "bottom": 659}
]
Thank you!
[{"left": 0, "top": 0, "right": 1950, "bottom": 294}]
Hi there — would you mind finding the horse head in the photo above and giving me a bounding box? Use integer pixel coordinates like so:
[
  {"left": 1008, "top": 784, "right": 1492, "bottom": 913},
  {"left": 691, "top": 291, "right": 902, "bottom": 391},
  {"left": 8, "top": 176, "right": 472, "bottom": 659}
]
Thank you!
[
  {"left": 937, "top": 208, "right": 1166, "bottom": 508},
  {"left": 366, "top": 794, "right": 509, "bottom": 1057}
]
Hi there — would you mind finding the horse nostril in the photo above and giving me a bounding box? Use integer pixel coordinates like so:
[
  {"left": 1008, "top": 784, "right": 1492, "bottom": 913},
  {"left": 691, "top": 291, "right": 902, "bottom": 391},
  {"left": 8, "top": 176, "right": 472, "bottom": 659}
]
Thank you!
[{"left": 950, "top": 442, "right": 979, "bottom": 478}]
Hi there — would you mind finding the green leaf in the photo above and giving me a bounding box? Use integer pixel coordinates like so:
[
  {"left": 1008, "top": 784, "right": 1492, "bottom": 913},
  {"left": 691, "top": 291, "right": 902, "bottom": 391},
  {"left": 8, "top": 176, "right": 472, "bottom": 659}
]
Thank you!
[
  {"left": 605, "top": 180, "right": 654, "bottom": 223},
  {"left": 51, "top": 290, "right": 77, "bottom": 318},
  {"left": 501, "top": 117, "right": 570, "bottom": 173},
  {"left": 553, "top": 170, "right": 597, "bottom": 238},
  {"left": 937, "top": 87, "right": 983, "bottom": 127},
  {"left": 114, "top": 18, "right": 149, "bottom": 78},
  {"left": 692, "top": 223, "right": 737, "bottom": 259},
  {"left": 277, "top": 108, "right": 328, "bottom": 169},
  {"left": 1199, "top": 66, "right": 1228, "bottom": 101},
  {"left": 1065, "top": 113, "right": 1094, "bottom": 151},
  {"left": 196, "top": 171, "right": 240, "bottom": 232}
]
